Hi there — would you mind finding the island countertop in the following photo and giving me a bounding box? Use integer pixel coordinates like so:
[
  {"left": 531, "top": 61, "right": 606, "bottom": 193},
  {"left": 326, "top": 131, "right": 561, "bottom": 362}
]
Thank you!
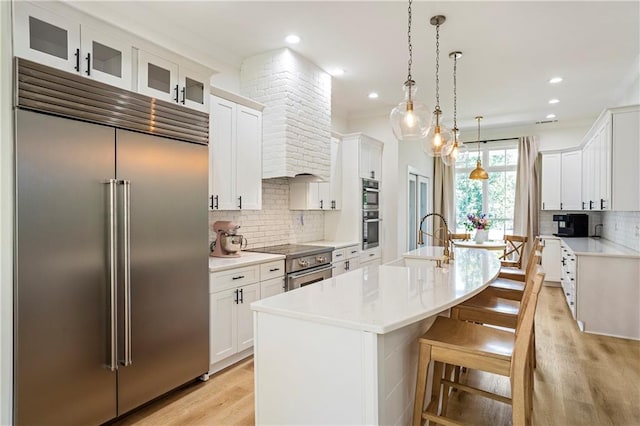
[{"left": 250, "top": 248, "right": 500, "bottom": 334}]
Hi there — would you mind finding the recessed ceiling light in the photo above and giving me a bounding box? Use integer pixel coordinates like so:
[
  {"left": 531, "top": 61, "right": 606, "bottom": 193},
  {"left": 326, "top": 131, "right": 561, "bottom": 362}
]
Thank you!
[
  {"left": 285, "top": 34, "right": 300, "bottom": 44},
  {"left": 329, "top": 68, "right": 345, "bottom": 77},
  {"left": 368, "top": 92, "right": 379, "bottom": 99},
  {"left": 548, "top": 98, "right": 560, "bottom": 104},
  {"left": 549, "top": 77, "right": 563, "bottom": 84},
  {"left": 546, "top": 113, "right": 556, "bottom": 119}
]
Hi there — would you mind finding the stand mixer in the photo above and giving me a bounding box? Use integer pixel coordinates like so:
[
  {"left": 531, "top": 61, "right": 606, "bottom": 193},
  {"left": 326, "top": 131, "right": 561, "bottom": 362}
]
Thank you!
[{"left": 211, "top": 221, "right": 248, "bottom": 258}]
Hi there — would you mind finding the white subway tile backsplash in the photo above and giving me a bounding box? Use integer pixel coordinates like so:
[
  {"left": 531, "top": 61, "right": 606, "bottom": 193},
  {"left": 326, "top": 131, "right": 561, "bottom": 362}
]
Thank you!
[
  {"left": 209, "top": 179, "right": 324, "bottom": 250},
  {"left": 602, "top": 211, "right": 640, "bottom": 252}
]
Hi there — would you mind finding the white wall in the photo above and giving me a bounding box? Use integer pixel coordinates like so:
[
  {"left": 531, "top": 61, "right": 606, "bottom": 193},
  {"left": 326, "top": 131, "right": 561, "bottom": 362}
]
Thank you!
[{"left": 1, "top": 1, "right": 13, "bottom": 423}]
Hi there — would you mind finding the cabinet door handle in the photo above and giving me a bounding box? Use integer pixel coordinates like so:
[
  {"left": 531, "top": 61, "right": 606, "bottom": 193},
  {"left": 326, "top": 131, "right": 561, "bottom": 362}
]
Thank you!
[
  {"left": 542, "top": 202, "right": 545, "bottom": 209},
  {"left": 600, "top": 198, "right": 605, "bottom": 210},
  {"left": 74, "top": 48, "right": 80, "bottom": 72},
  {"left": 582, "top": 201, "right": 586, "bottom": 210},
  {"left": 345, "top": 260, "right": 350, "bottom": 270},
  {"left": 589, "top": 200, "right": 594, "bottom": 210},
  {"left": 370, "top": 171, "right": 375, "bottom": 179},
  {"left": 238, "top": 196, "right": 242, "bottom": 209},
  {"left": 232, "top": 275, "right": 245, "bottom": 280},
  {"left": 214, "top": 195, "right": 219, "bottom": 209},
  {"left": 560, "top": 202, "right": 563, "bottom": 210},
  {"left": 331, "top": 200, "right": 336, "bottom": 209},
  {"left": 320, "top": 200, "right": 324, "bottom": 209},
  {"left": 239, "top": 288, "right": 244, "bottom": 303},
  {"left": 209, "top": 195, "right": 214, "bottom": 210},
  {"left": 174, "top": 84, "right": 179, "bottom": 103},
  {"left": 180, "top": 86, "right": 186, "bottom": 104},
  {"left": 85, "top": 52, "right": 91, "bottom": 76},
  {"left": 234, "top": 289, "right": 239, "bottom": 304}
]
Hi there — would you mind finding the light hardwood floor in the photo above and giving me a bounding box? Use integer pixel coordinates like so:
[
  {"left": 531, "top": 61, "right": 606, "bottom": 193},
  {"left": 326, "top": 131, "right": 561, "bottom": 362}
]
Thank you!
[{"left": 114, "top": 287, "right": 640, "bottom": 426}]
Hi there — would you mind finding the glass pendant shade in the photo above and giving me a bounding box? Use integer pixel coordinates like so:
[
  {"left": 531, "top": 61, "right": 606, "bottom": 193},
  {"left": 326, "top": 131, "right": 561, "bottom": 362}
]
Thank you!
[
  {"left": 441, "top": 140, "right": 468, "bottom": 166},
  {"left": 390, "top": 82, "right": 430, "bottom": 141},
  {"left": 423, "top": 110, "right": 454, "bottom": 156}
]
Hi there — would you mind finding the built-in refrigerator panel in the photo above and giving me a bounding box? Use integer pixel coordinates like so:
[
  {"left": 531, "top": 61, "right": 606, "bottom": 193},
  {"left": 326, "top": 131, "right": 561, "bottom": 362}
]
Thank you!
[
  {"left": 15, "top": 110, "right": 117, "bottom": 425},
  {"left": 115, "top": 130, "right": 209, "bottom": 414}
]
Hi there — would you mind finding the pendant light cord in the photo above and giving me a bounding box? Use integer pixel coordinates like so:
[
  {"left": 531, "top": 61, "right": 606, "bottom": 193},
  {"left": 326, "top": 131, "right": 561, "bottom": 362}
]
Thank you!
[
  {"left": 407, "top": 0, "right": 413, "bottom": 83},
  {"left": 453, "top": 53, "right": 457, "bottom": 139},
  {"left": 435, "top": 22, "right": 440, "bottom": 109}
]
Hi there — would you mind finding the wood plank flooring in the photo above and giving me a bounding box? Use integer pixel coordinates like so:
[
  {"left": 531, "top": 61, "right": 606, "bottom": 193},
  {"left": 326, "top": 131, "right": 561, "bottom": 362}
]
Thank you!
[{"left": 114, "top": 287, "right": 640, "bottom": 425}]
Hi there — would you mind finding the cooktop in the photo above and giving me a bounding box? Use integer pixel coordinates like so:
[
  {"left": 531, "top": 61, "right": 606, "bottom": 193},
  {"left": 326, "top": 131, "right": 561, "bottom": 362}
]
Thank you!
[{"left": 246, "top": 244, "right": 332, "bottom": 258}]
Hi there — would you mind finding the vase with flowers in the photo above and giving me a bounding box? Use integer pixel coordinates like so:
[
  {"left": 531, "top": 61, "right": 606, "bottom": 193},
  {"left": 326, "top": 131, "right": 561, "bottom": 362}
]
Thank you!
[{"left": 465, "top": 213, "right": 491, "bottom": 243}]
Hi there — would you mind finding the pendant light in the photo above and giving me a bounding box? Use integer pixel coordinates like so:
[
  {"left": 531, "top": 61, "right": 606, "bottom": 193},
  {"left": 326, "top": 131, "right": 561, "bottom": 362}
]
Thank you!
[
  {"left": 423, "top": 15, "right": 454, "bottom": 157},
  {"left": 390, "top": 0, "right": 430, "bottom": 141},
  {"left": 469, "top": 116, "right": 489, "bottom": 180},
  {"left": 442, "top": 51, "right": 468, "bottom": 166}
]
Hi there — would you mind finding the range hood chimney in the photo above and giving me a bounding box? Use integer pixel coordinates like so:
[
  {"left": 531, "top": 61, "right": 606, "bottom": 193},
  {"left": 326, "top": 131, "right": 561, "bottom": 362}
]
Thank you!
[{"left": 240, "top": 48, "right": 331, "bottom": 181}]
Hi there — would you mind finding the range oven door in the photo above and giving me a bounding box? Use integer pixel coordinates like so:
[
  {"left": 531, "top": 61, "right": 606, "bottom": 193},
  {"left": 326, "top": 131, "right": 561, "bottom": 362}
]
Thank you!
[{"left": 286, "top": 264, "right": 333, "bottom": 291}]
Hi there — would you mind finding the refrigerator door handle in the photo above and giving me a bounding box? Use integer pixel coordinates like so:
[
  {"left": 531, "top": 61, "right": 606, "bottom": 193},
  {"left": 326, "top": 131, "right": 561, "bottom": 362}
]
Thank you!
[
  {"left": 122, "top": 179, "right": 133, "bottom": 366},
  {"left": 107, "top": 178, "right": 118, "bottom": 372}
]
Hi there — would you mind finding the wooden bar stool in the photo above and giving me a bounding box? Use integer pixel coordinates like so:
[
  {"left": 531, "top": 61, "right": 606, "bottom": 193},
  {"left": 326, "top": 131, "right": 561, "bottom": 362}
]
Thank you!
[
  {"left": 412, "top": 272, "right": 545, "bottom": 426},
  {"left": 488, "top": 237, "right": 543, "bottom": 301},
  {"left": 500, "top": 234, "right": 528, "bottom": 269}
]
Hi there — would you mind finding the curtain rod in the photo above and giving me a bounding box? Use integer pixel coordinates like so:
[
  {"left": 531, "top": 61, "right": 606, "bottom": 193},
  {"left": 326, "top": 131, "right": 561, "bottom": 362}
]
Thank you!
[{"left": 461, "top": 137, "right": 519, "bottom": 144}]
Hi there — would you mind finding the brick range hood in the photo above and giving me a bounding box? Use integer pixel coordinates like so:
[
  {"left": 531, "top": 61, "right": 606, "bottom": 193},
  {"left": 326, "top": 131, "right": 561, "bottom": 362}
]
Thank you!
[{"left": 240, "top": 48, "right": 331, "bottom": 181}]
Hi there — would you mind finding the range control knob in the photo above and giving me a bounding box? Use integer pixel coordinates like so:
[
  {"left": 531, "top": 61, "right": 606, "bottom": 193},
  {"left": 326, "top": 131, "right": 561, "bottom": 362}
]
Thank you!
[
  {"left": 298, "top": 259, "right": 308, "bottom": 267},
  {"left": 316, "top": 256, "right": 327, "bottom": 263}
]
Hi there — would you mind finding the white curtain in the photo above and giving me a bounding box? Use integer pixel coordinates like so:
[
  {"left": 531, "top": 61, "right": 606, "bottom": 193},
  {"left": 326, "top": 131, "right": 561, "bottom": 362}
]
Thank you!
[
  {"left": 514, "top": 136, "right": 539, "bottom": 262},
  {"left": 433, "top": 159, "right": 455, "bottom": 245}
]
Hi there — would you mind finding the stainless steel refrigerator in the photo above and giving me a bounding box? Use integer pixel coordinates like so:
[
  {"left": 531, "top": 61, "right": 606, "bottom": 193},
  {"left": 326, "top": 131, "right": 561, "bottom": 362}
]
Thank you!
[{"left": 15, "top": 105, "right": 209, "bottom": 423}]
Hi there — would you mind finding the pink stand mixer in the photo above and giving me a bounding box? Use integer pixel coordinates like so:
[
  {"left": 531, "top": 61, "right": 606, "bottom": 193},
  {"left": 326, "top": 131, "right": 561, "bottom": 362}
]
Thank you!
[{"left": 210, "top": 221, "right": 248, "bottom": 258}]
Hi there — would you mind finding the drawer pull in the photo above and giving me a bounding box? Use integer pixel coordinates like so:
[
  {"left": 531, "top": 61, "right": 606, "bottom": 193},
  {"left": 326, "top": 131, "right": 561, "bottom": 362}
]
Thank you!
[
  {"left": 351, "top": 251, "right": 357, "bottom": 254},
  {"left": 232, "top": 275, "right": 245, "bottom": 280},
  {"left": 335, "top": 253, "right": 343, "bottom": 257},
  {"left": 269, "top": 268, "right": 280, "bottom": 272}
]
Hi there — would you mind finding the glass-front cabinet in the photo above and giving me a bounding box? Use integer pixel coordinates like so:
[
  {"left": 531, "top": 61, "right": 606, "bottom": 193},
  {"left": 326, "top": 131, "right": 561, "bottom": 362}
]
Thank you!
[
  {"left": 15, "top": 1, "right": 133, "bottom": 90},
  {"left": 138, "top": 51, "right": 209, "bottom": 113}
]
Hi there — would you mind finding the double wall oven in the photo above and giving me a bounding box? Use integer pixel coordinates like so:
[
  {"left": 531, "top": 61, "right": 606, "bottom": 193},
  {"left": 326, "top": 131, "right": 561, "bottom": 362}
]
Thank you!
[
  {"left": 247, "top": 244, "right": 333, "bottom": 291},
  {"left": 362, "top": 178, "right": 380, "bottom": 250}
]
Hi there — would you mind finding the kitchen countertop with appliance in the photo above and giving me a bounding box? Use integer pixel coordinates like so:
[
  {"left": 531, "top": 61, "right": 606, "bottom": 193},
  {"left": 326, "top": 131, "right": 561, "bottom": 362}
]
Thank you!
[
  {"left": 250, "top": 247, "right": 500, "bottom": 334},
  {"left": 209, "top": 252, "right": 285, "bottom": 273},
  {"left": 540, "top": 235, "right": 640, "bottom": 258}
]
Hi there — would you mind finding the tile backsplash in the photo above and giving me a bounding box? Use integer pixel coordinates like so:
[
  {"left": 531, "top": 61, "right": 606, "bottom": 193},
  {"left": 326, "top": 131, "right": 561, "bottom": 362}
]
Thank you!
[
  {"left": 539, "top": 210, "right": 640, "bottom": 252},
  {"left": 602, "top": 211, "right": 640, "bottom": 252},
  {"left": 209, "top": 178, "right": 324, "bottom": 249}
]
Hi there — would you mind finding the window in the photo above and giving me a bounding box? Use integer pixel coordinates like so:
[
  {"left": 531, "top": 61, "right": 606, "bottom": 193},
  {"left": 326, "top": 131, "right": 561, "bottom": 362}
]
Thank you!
[
  {"left": 407, "top": 171, "right": 429, "bottom": 250},
  {"left": 454, "top": 142, "right": 518, "bottom": 240}
]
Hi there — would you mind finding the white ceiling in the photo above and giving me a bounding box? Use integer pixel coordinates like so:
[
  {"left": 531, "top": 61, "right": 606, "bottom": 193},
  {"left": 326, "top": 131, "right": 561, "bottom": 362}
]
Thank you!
[{"left": 69, "top": 1, "right": 639, "bottom": 131}]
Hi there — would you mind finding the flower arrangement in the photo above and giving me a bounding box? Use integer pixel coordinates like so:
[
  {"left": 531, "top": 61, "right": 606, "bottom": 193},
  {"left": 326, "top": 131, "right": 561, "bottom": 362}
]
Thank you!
[{"left": 465, "top": 213, "right": 491, "bottom": 231}]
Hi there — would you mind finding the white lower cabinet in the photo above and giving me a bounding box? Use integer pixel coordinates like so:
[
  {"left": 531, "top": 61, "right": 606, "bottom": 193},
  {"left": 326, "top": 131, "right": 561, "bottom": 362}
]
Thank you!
[
  {"left": 360, "top": 247, "right": 382, "bottom": 268},
  {"left": 332, "top": 244, "right": 360, "bottom": 277},
  {"left": 540, "top": 237, "right": 561, "bottom": 283},
  {"left": 209, "top": 259, "right": 284, "bottom": 372}
]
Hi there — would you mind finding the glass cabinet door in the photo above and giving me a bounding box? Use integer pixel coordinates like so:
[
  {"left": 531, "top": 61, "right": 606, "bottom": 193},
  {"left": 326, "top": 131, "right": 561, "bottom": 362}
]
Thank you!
[
  {"left": 178, "top": 65, "right": 209, "bottom": 113},
  {"left": 14, "top": 2, "right": 80, "bottom": 72},
  {"left": 137, "top": 50, "right": 179, "bottom": 104},
  {"left": 80, "top": 26, "right": 132, "bottom": 90}
]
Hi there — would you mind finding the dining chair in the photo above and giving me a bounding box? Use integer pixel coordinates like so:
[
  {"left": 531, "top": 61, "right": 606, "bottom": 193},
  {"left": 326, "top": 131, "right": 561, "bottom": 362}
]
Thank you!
[
  {"left": 412, "top": 272, "right": 545, "bottom": 426},
  {"left": 449, "top": 232, "right": 471, "bottom": 241},
  {"left": 500, "top": 234, "right": 528, "bottom": 269},
  {"left": 491, "top": 237, "right": 543, "bottom": 300}
]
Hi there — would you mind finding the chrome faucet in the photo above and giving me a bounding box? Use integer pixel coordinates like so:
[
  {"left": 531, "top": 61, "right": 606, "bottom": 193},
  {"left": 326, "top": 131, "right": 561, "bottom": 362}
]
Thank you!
[{"left": 417, "top": 212, "right": 451, "bottom": 264}]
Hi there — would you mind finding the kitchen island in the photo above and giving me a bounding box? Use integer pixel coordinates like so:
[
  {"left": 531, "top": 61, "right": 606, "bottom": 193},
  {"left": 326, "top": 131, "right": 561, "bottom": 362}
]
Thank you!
[{"left": 251, "top": 248, "right": 500, "bottom": 425}]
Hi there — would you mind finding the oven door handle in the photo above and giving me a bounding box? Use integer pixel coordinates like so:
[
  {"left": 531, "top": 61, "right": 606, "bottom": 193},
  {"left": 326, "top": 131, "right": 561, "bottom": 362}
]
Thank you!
[
  {"left": 288, "top": 264, "right": 333, "bottom": 279},
  {"left": 364, "top": 218, "right": 381, "bottom": 223},
  {"left": 364, "top": 188, "right": 380, "bottom": 193}
]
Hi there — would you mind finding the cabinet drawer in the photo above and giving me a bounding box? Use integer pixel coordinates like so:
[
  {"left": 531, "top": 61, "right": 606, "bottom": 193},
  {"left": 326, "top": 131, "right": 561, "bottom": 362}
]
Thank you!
[
  {"left": 332, "top": 248, "right": 346, "bottom": 263},
  {"left": 260, "top": 260, "right": 285, "bottom": 280},
  {"left": 345, "top": 245, "right": 360, "bottom": 260},
  {"left": 210, "top": 265, "right": 259, "bottom": 293},
  {"left": 360, "top": 247, "right": 381, "bottom": 263}
]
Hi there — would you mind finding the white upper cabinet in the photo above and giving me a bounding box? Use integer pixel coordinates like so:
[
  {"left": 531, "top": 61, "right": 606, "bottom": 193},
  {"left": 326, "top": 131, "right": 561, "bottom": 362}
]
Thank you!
[
  {"left": 290, "top": 137, "right": 343, "bottom": 210},
  {"left": 137, "top": 51, "right": 209, "bottom": 113},
  {"left": 359, "top": 137, "right": 383, "bottom": 181},
  {"left": 541, "top": 153, "right": 561, "bottom": 210},
  {"left": 209, "top": 93, "right": 263, "bottom": 211},
  {"left": 560, "top": 150, "right": 582, "bottom": 211},
  {"left": 15, "top": 2, "right": 133, "bottom": 90}
]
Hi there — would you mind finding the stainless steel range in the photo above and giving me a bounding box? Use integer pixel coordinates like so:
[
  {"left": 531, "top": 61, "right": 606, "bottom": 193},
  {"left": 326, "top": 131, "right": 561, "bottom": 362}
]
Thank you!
[{"left": 246, "top": 244, "right": 333, "bottom": 291}]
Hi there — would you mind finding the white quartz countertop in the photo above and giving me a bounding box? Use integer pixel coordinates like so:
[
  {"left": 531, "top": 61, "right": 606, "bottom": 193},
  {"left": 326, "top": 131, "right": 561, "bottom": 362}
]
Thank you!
[
  {"left": 209, "top": 252, "right": 285, "bottom": 273},
  {"left": 251, "top": 248, "right": 500, "bottom": 334},
  {"left": 559, "top": 237, "right": 640, "bottom": 258},
  {"left": 306, "top": 240, "right": 360, "bottom": 249}
]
